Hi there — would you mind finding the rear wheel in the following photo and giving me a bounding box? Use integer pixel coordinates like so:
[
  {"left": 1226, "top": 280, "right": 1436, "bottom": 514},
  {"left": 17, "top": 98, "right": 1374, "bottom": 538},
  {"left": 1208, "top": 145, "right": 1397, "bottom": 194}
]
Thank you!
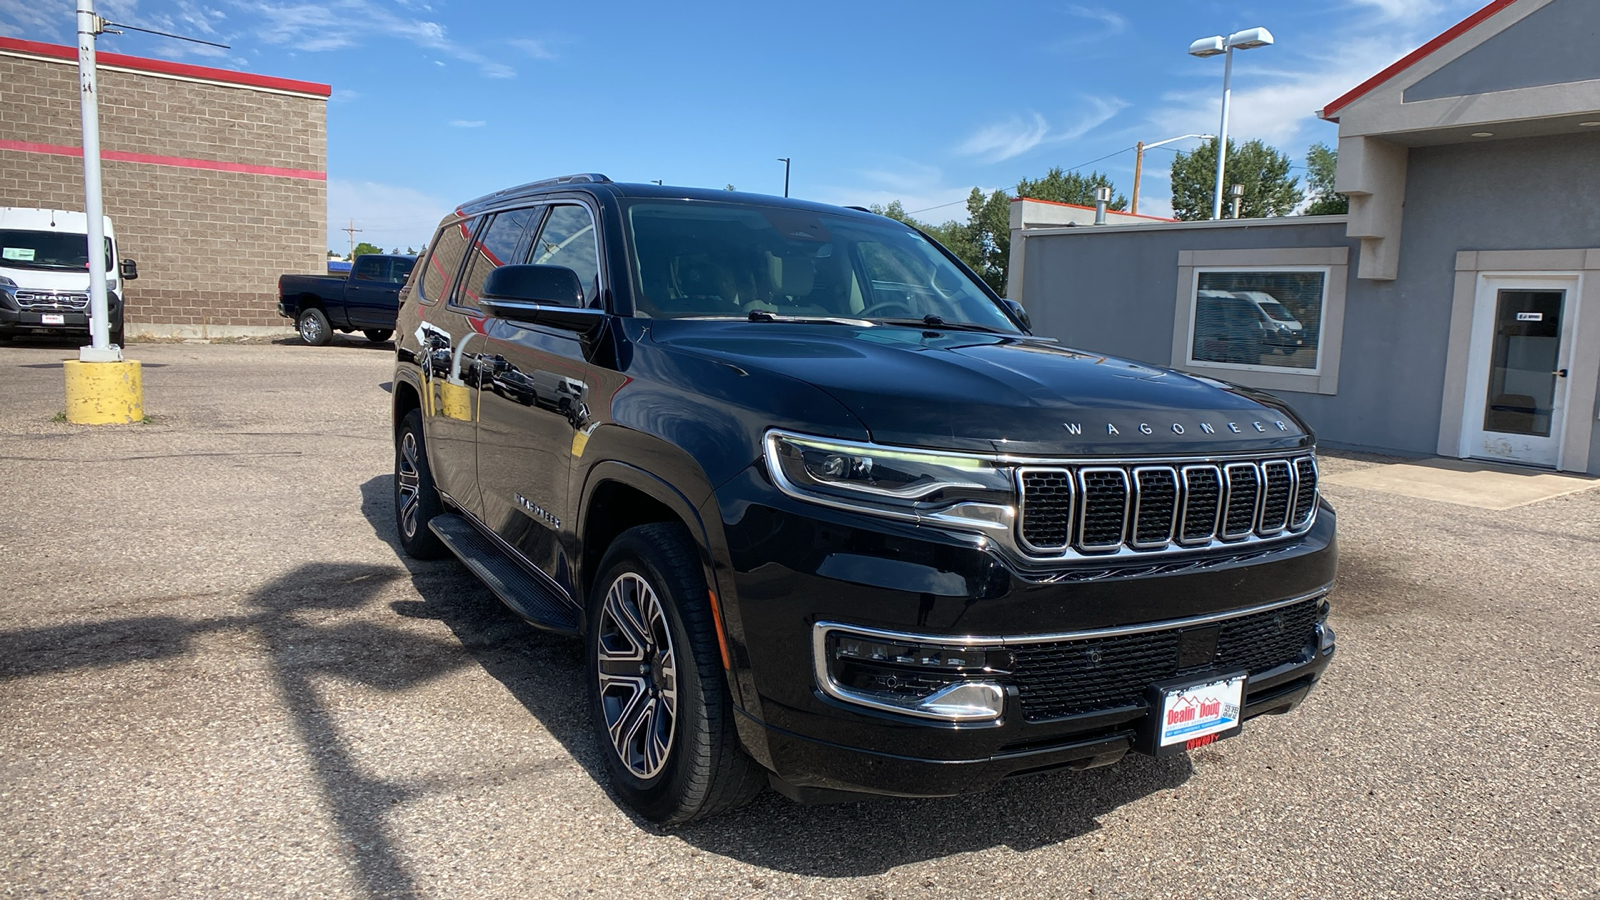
[
  {"left": 394, "top": 409, "right": 447, "bottom": 559},
  {"left": 363, "top": 328, "right": 394, "bottom": 343},
  {"left": 587, "top": 523, "right": 764, "bottom": 823},
  {"left": 298, "top": 307, "right": 332, "bottom": 346}
]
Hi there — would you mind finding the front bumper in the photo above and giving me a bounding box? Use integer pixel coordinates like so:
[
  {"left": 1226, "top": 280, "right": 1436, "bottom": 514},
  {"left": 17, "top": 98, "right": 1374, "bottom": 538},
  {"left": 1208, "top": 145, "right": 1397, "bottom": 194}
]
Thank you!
[
  {"left": 712, "top": 467, "right": 1338, "bottom": 799},
  {"left": 0, "top": 296, "right": 120, "bottom": 336}
]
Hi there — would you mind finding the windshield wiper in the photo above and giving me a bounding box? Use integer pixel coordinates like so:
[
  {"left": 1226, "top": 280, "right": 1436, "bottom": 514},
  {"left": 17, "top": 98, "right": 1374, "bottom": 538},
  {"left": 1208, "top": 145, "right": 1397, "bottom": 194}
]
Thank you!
[
  {"left": 873, "top": 316, "right": 1013, "bottom": 334},
  {"left": 746, "top": 310, "right": 872, "bottom": 326}
]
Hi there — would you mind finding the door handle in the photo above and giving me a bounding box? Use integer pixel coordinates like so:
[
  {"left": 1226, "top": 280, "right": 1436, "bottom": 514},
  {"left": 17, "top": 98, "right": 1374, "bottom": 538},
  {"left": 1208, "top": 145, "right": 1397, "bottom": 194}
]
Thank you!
[{"left": 1552, "top": 368, "right": 1568, "bottom": 378}]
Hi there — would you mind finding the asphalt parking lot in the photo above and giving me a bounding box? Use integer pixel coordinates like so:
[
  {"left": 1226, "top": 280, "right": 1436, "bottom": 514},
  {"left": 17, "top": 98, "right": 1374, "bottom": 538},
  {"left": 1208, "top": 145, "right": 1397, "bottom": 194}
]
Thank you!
[{"left": 2, "top": 338, "right": 1597, "bottom": 899}]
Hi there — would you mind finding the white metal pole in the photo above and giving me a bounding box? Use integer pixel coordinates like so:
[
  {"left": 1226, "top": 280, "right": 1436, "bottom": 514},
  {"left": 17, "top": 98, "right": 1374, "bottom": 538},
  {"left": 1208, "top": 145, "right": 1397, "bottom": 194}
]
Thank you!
[
  {"left": 1211, "top": 47, "right": 1234, "bottom": 221},
  {"left": 76, "top": 0, "right": 119, "bottom": 361}
]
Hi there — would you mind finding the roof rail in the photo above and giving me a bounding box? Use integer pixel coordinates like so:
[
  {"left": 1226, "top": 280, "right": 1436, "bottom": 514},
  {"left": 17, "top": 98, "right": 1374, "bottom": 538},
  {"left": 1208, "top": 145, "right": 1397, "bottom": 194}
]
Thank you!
[
  {"left": 526, "top": 173, "right": 612, "bottom": 189},
  {"left": 462, "top": 174, "right": 614, "bottom": 211}
]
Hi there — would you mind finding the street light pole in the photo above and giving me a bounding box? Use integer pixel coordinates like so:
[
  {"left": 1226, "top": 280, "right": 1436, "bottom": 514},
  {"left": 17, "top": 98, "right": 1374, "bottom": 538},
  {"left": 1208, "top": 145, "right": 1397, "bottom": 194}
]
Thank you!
[
  {"left": 76, "top": 0, "right": 115, "bottom": 362},
  {"left": 1189, "top": 27, "right": 1273, "bottom": 221},
  {"left": 1131, "top": 133, "right": 1212, "bottom": 215},
  {"left": 1211, "top": 46, "right": 1234, "bottom": 221},
  {"left": 777, "top": 157, "right": 790, "bottom": 198}
]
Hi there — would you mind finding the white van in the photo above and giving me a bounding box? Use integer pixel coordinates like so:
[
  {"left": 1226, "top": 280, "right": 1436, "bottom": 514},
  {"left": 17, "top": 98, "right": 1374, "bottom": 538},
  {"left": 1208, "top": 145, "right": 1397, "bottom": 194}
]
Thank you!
[{"left": 0, "top": 207, "right": 138, "bottom": 346}]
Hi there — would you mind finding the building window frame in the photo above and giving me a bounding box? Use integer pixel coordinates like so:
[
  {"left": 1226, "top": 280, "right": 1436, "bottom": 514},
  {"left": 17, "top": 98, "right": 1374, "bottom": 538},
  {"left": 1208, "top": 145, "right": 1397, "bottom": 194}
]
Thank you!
[{"left": 1170, "top": 247, "right": 1349, "bottom": 396}]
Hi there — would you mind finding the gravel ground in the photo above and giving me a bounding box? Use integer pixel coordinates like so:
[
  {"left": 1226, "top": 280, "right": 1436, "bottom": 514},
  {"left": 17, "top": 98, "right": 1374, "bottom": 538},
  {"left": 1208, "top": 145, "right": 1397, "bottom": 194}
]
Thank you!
[{"left": 1, "top": 338, "right": 1596, "bottom": 899}]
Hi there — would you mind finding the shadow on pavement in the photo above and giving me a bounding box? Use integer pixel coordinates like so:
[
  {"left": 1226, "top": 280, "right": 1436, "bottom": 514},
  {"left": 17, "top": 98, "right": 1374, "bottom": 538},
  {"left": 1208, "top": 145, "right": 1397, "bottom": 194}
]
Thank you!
[
  {"left": 0, "top": 560, "right": 476, "bottom": 899},
  {"left": 270, "top": 336, "right": 394, "bottom": 351},
  {"left": 356, "top": 475, "right": 1194, "bottom": 875}
]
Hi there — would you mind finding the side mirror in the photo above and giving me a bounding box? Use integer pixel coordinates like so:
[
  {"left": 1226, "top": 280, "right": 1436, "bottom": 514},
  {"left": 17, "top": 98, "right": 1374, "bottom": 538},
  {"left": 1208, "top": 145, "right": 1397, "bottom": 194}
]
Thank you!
[
  {"left": 480, "top": 264, "right": 603, "bottom": 337},
  {"left": 1004, "top": 299, "right": 1031, "bottom": 331},
  {"left": 120, "top": 259, "right": 139, "bottom": 280}
]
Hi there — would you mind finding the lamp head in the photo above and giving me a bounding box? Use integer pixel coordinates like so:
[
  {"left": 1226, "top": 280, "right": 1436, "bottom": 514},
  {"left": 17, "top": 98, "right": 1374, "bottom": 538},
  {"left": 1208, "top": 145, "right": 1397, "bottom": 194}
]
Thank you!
[
  {"left": 1188, "top": 35, "right": 1226, "bottom": 57},
  {"left": 1226, "top": 27, "right": 1274, "bottom": 50}
]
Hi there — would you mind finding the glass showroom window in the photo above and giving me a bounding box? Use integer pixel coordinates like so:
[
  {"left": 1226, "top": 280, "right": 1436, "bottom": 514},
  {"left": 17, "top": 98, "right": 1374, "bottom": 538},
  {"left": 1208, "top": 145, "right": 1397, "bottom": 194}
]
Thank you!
[{"left": 1189, "top": 268, "right": 1328, "bottom": 373}]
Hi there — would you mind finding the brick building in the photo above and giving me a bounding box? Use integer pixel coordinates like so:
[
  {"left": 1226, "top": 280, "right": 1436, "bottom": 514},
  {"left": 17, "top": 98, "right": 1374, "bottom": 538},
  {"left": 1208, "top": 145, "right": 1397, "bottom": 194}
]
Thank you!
[{"left": 0, "top": 36, "right": 329, "bottom": 337}]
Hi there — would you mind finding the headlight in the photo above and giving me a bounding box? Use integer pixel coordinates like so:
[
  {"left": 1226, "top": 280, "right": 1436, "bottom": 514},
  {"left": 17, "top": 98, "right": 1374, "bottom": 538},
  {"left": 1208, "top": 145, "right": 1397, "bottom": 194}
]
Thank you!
[
  {"left": 764, "top": 431, "right": 1015, "bottom": 526},
  {"left": 0, "top": 275, "right": 15, "bottom": 289}
]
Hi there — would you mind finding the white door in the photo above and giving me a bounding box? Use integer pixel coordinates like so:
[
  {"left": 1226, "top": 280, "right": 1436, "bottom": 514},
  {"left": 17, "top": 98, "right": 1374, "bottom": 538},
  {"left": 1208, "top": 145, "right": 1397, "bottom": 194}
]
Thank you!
[{"left": 1460, "top": 274, "right": 1580, "bottom": 468}]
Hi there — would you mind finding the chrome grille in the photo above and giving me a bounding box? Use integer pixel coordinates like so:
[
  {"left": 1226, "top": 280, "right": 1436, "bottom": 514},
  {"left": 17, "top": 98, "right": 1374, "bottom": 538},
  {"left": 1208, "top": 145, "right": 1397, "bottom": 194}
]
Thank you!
[
  {"left": 1018, "top": 469, "right": 1073, "bottom": 552},
  {"left": 1178, "top": 465, "right": 1222, "bottom": 544},
  {"left": 1291, "top": 458, "right": 1318, "bottom": 528},
  {"left": 15, "top": 291, "right": 91, "bottom": 311},
  {"left": 1076, "top": 468, "right": 1130, "bottom": 550},
  {"left": 1016, "top": 454, "right": 1318, "bottom": 559},
  {"left": 1130, "top": 467, "right": 1178, "bottom": 548}
]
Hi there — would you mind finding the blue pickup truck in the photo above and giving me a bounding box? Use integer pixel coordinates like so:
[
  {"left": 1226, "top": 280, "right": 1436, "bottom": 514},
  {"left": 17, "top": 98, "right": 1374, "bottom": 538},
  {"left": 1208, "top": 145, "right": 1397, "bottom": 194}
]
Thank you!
[{"left": 278, "top": 253, "right": 416, "bottom": 345}]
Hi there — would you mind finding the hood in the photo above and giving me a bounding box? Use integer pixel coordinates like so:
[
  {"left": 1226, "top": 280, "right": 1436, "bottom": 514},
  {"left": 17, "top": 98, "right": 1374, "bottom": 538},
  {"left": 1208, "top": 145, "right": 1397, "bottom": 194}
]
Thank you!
[{"left": 648, "top": 320, "right": 1311, "bottom": 456}]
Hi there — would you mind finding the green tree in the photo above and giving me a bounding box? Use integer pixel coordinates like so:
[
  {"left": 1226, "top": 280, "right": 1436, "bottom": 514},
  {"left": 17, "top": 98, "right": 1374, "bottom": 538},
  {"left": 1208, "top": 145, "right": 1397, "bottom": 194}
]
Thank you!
[
  {"left": 1169, "top": 137, "right": 1302, "bottom": 220},
  {"left": 327, "top": 250, "right": 339, "bottom": 259},
  {"left": 1014, "top": 167, "right": 1127, "bottom": 210},
  {"left": 1303, "top": 142, "right": 1348, "bottom": 215},
  {"left": 868, "top": 195, "right": 1005, "bottom": 293},
  {"left": 350, "top": 241, "right": 384, "bottom": 259},
  {"left": 724, "top": 184, "right": 736, "bottom": 191}
]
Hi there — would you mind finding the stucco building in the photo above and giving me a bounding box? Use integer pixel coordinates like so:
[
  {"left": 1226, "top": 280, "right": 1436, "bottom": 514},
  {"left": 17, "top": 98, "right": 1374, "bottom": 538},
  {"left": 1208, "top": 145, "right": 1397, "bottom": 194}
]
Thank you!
[
  {"left": 1011, "top": 0, "right": 1600, "bottom": 475},
  {"left": 0, "top": 36, "right": 329, "bottom": 337}
]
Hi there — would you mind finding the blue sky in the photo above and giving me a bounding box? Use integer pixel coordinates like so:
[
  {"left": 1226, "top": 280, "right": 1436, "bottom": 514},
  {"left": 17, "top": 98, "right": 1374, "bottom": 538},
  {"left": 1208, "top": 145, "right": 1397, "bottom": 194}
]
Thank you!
[{"left": 2, "top": 0, "right": 1486, "bottom": 252}]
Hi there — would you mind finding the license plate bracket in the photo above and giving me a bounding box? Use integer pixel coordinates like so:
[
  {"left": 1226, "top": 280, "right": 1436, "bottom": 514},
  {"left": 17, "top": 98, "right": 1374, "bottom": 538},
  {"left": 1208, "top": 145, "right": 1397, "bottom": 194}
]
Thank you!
[{"left": 1138, "top": 671, "right": 1246, "bottom": 757}]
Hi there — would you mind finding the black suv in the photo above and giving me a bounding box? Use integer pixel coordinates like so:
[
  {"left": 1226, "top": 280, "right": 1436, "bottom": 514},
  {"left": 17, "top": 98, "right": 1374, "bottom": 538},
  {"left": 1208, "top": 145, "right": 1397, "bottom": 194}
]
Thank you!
[{"left": 390, "top": 175, "right": 1336, "bottom": 823}]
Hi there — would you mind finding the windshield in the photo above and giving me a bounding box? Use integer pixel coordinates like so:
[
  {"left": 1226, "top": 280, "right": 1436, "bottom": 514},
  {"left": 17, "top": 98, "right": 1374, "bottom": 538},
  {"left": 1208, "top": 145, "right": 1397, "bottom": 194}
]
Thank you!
[
  {"left": 624, "top": 200, "right": 1019, "bottom": 332},
  {"left": 1257, "top": 298, "right": 1297, "bottom": 322},
  {"left": 0, "top": 230, "right": 114, "bottom": 273}
]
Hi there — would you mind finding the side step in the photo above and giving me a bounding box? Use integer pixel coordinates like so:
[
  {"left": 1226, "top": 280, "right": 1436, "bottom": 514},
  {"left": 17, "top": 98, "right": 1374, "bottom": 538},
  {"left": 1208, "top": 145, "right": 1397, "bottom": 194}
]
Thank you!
[{"left": 429, "top": 513, "right": 581, "bottom": 636}]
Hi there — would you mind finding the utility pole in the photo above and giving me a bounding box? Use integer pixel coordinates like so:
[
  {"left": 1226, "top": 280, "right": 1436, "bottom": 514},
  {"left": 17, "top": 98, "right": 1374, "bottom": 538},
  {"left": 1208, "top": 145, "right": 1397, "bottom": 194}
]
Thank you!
[
  {"left": 777, "top": 158, "right": 790, "bottom": 198},
  {"left": 76, "top": 0, "right": 114, "bottom": 362},
  {"left": 1130, "top": 134, "right": 1211, "bottom": 215},
  {"left": 343, "top": 219, "right": 362, "bottom": 259}
]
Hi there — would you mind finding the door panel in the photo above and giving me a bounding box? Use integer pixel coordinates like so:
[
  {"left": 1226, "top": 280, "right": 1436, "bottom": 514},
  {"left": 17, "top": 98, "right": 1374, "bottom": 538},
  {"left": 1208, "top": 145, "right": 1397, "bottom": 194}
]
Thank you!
[
  {"left": 416, "top": 218, "right": 486, "bottom": 514},
  {"left": 477, "top": 203, "right": 604, "bottom": 594},
  {"left": 1462, "top": 275, "right": 1577, "bottom": 468}
]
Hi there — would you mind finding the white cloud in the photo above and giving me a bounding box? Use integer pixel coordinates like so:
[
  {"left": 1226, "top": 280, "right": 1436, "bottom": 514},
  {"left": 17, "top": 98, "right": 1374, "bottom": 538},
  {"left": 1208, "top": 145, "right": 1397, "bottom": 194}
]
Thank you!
[
  {"left": 329, "top": 88, "right": 360, "bottom": 103},
  {"left": 957, "top": 113, "right": 1051, "bottom": 163},
  {"left": 242, "top": 0, "right": 516, "bottom": 78},
  {"left": 0, "top": 0, "right": 64, "bottom": 38},
  {"left": 1065, "top": 5, "right": 1126, "bottom": 34},
  {"left": 956, "top": 97, "right": 1127, "bottom": 164},
  {"left": 509, "top": 37, "right": 556, "bottom": 60},
  {"left": 449, "top": 119, "right": 485, "bottom": 128},
  {"left": 327, "top": 179, "right": 450, "bottom": 254}
]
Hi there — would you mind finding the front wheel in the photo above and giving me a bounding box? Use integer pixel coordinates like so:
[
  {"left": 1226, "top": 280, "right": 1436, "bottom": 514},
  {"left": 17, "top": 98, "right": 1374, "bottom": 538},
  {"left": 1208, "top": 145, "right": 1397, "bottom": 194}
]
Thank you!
[
  {"left": 394, "top": 409, "right": 447, "bottom": 559},
  {"left": 587, "top": 523, "right": 764, "bottom": 823},
  {"left": 298, "top": 307, "right": 332, "bottom": 346},
  {"left": 363, "top": 328, "right": 394, "bottom": 343}
]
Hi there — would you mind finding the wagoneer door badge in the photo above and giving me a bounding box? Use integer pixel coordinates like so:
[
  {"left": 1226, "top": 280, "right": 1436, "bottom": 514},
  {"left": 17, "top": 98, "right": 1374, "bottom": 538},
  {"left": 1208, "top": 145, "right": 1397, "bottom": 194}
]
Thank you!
[{"left": 515, "top": 493, "right": 561, "bottom": 530}]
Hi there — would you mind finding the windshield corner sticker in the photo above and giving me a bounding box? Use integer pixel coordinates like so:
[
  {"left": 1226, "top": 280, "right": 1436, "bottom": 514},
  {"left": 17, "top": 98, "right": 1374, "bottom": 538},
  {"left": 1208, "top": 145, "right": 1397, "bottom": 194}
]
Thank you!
[
  {"left": 1066, "top": 418, "right": 1293, "bottom": 438},
  {"left": 3, "top": 247, "right": 36, "bottom": 261}
]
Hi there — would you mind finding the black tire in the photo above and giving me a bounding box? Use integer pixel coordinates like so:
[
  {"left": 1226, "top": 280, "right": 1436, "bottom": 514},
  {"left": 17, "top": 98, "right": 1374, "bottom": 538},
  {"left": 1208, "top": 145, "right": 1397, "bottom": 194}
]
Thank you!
[
  {"left": 394, "top": 409, "right": 448, "bottom": 559},
  {"left": 298, "top": 307, "right": 332, "bottom": 346},
  {"left": 363, "top": 328, "right": 394, "bottom": 343},
  {"left": 110, "top": 316, "right": 125, "bottom": 348},
  {"left": 587, "top": 523, "right": 764, "bottom": 823}
]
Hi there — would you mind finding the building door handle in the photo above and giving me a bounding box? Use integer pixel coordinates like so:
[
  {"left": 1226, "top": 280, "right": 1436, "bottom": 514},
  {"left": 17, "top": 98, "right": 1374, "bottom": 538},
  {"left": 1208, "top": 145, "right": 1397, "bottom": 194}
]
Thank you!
[{"left": 1552, "top": 368, "right": 1568, "bottom": 378}]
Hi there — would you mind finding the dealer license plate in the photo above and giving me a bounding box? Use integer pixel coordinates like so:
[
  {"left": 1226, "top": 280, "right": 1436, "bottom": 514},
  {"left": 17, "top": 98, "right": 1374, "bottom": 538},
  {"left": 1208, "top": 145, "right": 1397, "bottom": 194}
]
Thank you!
[
  {"left": 1156, "top": 674, "right": 1244, "bottom": 748},
  {"left": 42, "top": 313, "right": 65, "bottom": 325}
]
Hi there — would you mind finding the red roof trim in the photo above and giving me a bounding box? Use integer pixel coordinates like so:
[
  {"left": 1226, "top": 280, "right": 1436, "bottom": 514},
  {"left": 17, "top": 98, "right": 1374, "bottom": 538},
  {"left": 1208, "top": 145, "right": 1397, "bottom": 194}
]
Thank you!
[
  {"left": 1010, "top": 195, "right": 1177, "bottom": 222},
  {"left": 0, "top": 139, "right": 327, "bottom": 181},
  {"left": 1321, "top": 0, "right": 1517, "bottom": 119},
  {"left": 0, "top": 36, "right": 332, "bottom": 98}
]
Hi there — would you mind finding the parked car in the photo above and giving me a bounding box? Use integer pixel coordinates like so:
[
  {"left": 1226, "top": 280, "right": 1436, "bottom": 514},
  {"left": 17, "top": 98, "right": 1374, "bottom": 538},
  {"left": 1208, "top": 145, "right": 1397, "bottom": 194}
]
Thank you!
[
  {"left": 0, "top": 207, "right": 138, "bottom": 346},
  {"left": 278, "top": 253, "right": 416, "bottom": 345},
  {"left": 1233, "top": 290, "right": 1307, "bottom": 354},
  {"left": 391, "top": 175, "right": 1337, "bottom": 823}
]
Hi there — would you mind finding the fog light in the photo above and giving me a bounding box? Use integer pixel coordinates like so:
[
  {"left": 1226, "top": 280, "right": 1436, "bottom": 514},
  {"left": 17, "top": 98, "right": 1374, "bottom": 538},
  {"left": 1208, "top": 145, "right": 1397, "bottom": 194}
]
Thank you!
[{"left": 818, "top": 628, "right": 1009, "bottom": 721}]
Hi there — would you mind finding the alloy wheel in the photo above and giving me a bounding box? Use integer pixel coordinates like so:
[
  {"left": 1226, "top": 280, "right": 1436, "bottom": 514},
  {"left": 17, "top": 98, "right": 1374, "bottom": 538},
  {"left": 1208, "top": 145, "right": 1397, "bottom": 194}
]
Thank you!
[
  {"left": 299, "top": 315, "right": 322, "bottom": 343},
  {"left": 397, "top": 431, "right": 422, "bottom": 539},
  {"left": 596, "top": 572, "right": 679, "bottom": 779}
]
